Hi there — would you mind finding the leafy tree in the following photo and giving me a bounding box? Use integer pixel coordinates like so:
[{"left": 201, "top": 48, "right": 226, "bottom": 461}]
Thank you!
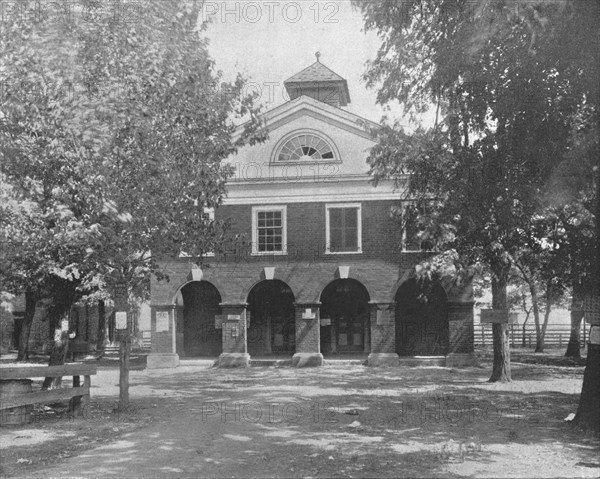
[
  {"left": 0, "top": 0, "right": 265, "bottom": 364},
  {"left": 512, "top": 210, "right": 577, "bottom": 353},
  {"left": 353, "top": 0, "right": 599, "bottom": 385}
]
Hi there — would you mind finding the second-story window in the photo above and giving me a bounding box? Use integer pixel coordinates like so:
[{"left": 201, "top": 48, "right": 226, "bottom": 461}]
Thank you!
[
  {"left": 252, "top": 205, "right": 287, "bottom": 255},
  {"left": 326, "top": 203, "right": 362, "bottom": 254}
]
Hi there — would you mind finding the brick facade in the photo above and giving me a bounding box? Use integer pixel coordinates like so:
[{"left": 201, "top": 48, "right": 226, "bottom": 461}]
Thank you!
[
  {"left": 292, "top": 302, "right": 323, "bottom": 367},
  {"left": 369, "top": 303, "right": 396, "bottom": 355},
  {"left": 148, "top": 60, "right": 475, "bottom": 369},
  {"left": 217, "top": 200, "right": 402, "bottom": 264},
  {"left": 293, "top": 303, "right": 321, "bottom": 354}
]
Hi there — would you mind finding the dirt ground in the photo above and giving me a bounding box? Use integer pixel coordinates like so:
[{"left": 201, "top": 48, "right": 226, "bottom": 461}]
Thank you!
[{"left": 1, "top": 350, "right": 599, "bottom": 478}]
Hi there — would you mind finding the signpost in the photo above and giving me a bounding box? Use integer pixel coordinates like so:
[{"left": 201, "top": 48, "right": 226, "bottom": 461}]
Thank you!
[
  {"left": 480, "top": 309, "right": 518, "bottom": 324},
  {"left": 114, "top": 282, "right": 130, "bottom": 411}
]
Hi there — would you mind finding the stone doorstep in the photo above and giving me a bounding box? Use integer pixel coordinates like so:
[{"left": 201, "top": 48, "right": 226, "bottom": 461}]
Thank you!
[
  {"left": 144, "top": 353, "right": 477, "bottom": 369},
  {"left": 250, "top": 359, "right": 293, "bottom": 367},
  {"left": 216, "top": 353, "right": 251, "bottom": 368},
  {"left": 367, "top": 353, "right": 400, "bottom": 367},
  {"left": 146, "top": 353, "right": 180, "bottom": 369},
  {"left": 397, "top": 356, "right": 447, "bottom": 367},
  {"left": 291, "top": 353, "right": 324, "bottom": 368}
]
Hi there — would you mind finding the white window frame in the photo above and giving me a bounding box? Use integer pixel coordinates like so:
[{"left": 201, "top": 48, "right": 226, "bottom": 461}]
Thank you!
[
  {"left": 271, "top": 129, "right": 341, "bottom": 165},
  {"left": 252, "top": 205, "right": 287, "bottom": 256},
  {"left": 325, "top": 203, "right": 362, "bottom": 255}
]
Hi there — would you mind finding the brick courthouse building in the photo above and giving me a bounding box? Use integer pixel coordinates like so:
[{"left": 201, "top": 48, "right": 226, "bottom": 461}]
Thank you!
[{"left": 148, "top": 59, "right": 475, "bottom": 369}]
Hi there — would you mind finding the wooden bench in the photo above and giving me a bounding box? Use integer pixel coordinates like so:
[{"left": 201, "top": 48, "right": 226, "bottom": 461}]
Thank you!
[{"left": 0, "top": 363, "right": 97, "bottom": 421}]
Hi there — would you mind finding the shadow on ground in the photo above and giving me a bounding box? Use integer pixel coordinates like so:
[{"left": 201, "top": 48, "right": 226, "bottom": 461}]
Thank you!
[{"left": 2, "top": 359, "right": 598, "bottom": 478}]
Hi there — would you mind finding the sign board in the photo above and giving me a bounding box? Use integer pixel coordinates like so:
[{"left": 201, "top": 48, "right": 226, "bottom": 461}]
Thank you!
[
  {"left": 302, "top": 308, "right": 316, "bottom": 319},
  {"left": 227, "top": 314, "right": 241, "bottom": 321},
  {"left": 156, "top": 311, "right": 170, "bottom": 332},
  {"left": 61, "top": 319, "right": 70, "bottom": 332},
  {"left": 583, "top": 295, "right": 600, "bottom": 324},
  {"left": 377, "top": 308, "right": 390, "bottom": 325},
  {"left": 321, "top": 317, "right": 331, "bottom": 326},
  {"left": 116, "top": 311, "right": 128, "bottom": 330},
  {"left": 480, "top": 309, "right": 517, "bottom": 324},
  {"left": 589, "top": 326, "right": 600, "bottom": 345}
]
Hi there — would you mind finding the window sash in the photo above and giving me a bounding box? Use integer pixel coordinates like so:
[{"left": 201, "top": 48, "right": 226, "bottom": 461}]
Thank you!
[
  {"left": 328, "top": 207, "right": 360, "bottom": 253},
  {"left": 253, "top": 207, "right": 286, "bottom": 254},
  {"left": 257, "top": 211, "right": 283, "bottom": 252}
]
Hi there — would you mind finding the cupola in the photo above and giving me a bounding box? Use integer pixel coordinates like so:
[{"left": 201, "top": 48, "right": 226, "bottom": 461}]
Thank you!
[{"left": 284, "top": 52, "right": 351, "bottom": 108}]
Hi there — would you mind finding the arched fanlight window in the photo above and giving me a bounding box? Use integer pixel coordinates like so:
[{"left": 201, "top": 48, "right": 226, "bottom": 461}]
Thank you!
[{"left": 277, "top": 134, "right": 335, "bottom": 161}]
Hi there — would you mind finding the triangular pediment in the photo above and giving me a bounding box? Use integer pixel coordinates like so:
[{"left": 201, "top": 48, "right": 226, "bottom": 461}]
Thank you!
[{"left": 235, "top": 96, "right": 379, "bottom": 141}]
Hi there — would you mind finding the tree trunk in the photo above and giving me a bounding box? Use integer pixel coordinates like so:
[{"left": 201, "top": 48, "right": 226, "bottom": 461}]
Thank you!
[
  {"left": 574, "top": 338, "right": 600, "bottom": 433},
  {"left": 566, "top": 285, "right": 585, "bottom": 358},
  {"left": 489, "top": 272, "right": 511, "bottom": 382},
  {"left": 16, "top": 292, "right": 36, "bottom": 361},
  {"left": 573, "top": 139, "right": 600, "bottom": 432},
  {"left": 535, "top": 288, "right": 552, "bottom": 353},
  {"left": 96, "top": 300, "right": 107, "bottom": 352},
  {"left": 521, "top": 311, "right": 530, "bottom": 348},
  {"left": 526, "top": 278, "right": 542, "bottom": 352},
  {"left": 42, "top": 323, "right": 70, "bottom": 390},
  {"left": 565, "top": 310, "right": 584, "bottom": 358}
]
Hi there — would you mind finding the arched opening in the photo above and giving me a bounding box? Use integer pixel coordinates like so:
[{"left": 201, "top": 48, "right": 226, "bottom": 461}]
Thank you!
[
  {"left": 246, "top": 280, "right": 295, "bottom": 356},
  {"left": 395, "top": 279, "right": 449, "bottom": 356},
  {"left": 178, "top": 281, "right": 222, "bottom": 357},
  {"left": 320, "top": 279, "right": 370, "bottom": 355}
]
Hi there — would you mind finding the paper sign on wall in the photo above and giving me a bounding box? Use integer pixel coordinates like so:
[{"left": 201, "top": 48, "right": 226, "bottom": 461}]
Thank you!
[
  {"left": 321, "top": 317, "right": 331, "bottom": 326},
  {"left": 116, "top": 311, "right": 128, "bottom": 330},
  {"left": 302, "top": 308, "right": 316, "bottom": 319},
  {"left": 590, "top": 326, "right": 600, "bottom": 345},
  {"left": 61, "top": 319, "right": 69, "bottom": 332},
  {"left": 377, "top": 308, "right": 389, "bottom": 325},
  {"left": 156, "top": 311, "right": 169, "bottom": 332}
]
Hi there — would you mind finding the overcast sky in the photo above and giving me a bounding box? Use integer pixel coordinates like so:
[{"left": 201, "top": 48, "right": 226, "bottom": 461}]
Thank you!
[{"left": 200, "top": 1, "right": 418, "bottom": 127}]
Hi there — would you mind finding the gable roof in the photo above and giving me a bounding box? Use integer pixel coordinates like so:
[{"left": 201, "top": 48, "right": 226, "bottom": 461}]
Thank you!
[{"left": 233, "top": 95, "right": 380, "bottom": 141}]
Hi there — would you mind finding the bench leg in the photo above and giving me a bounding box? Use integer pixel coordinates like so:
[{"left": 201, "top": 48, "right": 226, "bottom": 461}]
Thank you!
[
  {"left": 82, "top": 375, "right": 91, "bottom": 412},
  {"left": 69, "top": 375, "right": 82, "bottom": 417}
]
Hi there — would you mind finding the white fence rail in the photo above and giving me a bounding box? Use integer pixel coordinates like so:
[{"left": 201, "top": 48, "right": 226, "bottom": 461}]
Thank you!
[{"left": 475, "top": 323, "right": 587, "bottom": 348}]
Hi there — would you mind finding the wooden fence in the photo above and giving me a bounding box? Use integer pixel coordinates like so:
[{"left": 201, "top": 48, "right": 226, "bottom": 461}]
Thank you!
[{"left": 475, "top": 323, "right": 588, "bottom": 348}]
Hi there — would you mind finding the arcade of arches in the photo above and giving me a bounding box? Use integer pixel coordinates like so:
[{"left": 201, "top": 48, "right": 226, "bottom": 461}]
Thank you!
[{"left": 148, "top": 274, "right": 474, "bottom": 368}]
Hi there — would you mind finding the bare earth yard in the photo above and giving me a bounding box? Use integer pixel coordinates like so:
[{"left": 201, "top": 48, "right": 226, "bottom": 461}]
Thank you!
[{"left": 1, "top": 352, "right": 599, "bottom": 478}]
